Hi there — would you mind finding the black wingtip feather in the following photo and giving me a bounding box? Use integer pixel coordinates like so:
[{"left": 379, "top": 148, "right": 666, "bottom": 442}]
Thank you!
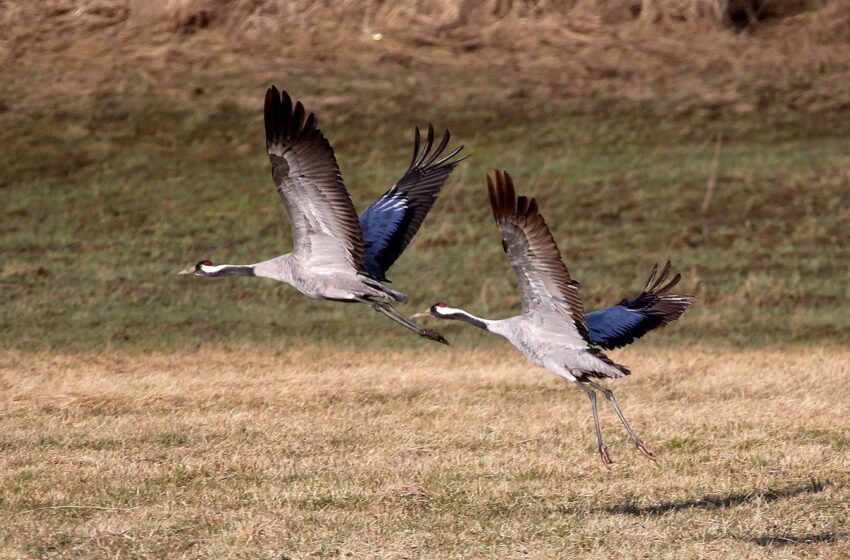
[
  {"left": 652, "top": 261, "right": 672, "bottom": 291},
  {"left": 410, "top": 125, "right": 433, "bottom": 169},
  {"left": 280, "top": 92, "right": 292, "bottom": 135},
  {"left": 660, "top": 272, "right": 682, "bottom": 294},
  {"left": 406, "top": 125, "right": 466, "bottom": 173},
  {"left": 303, "top": 112, "right": 317, "bottom": 135},
  {"left": 423, "top": 129, "right": 451, "bottom": 167},
  {"left": 516, "top": 195, "right": 528, "bottom": 215},
  {"left": 290, "top": 101, "right": 305, "bottom": 139},
  {"left": 433, "top": 144, "right": 465, "bottom": 167},
  {"left": 264, "top": 86, "right": 320, "bottom": 149}
]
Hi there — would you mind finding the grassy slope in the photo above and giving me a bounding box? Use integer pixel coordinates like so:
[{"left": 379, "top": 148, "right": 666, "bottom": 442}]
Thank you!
[
  {"left": 1, "top": 347, "right": 848, "bottom": 558},
  {"left": 2, "top": 97, "right": 848, "bottom": 351}
]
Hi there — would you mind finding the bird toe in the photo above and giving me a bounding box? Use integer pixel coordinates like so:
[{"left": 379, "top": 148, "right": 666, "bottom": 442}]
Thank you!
[{"left": 422, "top": 329, "right": 449, "bottom": 345}]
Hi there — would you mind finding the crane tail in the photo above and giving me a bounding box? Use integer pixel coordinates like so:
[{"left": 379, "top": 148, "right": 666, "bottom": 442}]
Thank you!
[{"left": 360, "top": 276, "right": 407, "bottom": 303}]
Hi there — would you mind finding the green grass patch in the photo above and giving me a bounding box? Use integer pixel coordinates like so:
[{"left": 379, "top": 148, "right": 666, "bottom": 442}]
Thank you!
[{"left": 2, "top": 103, "right": 848, "bottom": 351}]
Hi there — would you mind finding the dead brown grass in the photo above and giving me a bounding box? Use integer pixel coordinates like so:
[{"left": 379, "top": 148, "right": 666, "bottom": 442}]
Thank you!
[
  {"left": 1, "top": 345, "right": 848, "bottom": 558},
  {"left": 2, "top": 0, "right": 848, "bottom": 118}
]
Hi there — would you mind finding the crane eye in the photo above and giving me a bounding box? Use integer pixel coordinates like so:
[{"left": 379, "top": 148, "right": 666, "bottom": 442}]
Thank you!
[{"left": 436, "top": 302, "right": 447, "bottom": 308}]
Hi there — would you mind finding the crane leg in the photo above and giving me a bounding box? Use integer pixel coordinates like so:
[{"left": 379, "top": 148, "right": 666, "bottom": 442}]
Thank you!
[
  {"left": 579, "top": 384, "right": 612, "bottom": 468},
  {"left": 587, "top": 381, "right": 656, "bottom": 462},
  {"left": 359, "top": 299, "right": 449, "bottom": 345}
]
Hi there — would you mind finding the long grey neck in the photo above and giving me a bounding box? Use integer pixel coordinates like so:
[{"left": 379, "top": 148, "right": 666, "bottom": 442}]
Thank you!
[
  {"left": 445, "top": 309, "right": 491, "bottom": 331},
  {"left": 199, "top": 254, "right": 296, "bottom": 283},
  {"left": 202, "top": 264, "right": 256, "bottom": 277}
]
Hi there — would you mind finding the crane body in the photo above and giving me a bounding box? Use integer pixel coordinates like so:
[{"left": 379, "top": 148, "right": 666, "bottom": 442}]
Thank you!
[
  {"left": 414, "top": 170, "right": 693, "bottom": 466},
  {"left": 179, "top": 86, "right": 465, "bottom": 344}
]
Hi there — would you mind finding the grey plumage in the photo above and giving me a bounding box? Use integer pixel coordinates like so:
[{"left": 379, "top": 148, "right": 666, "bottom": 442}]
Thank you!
[
  {"left": 416, "top": 170, "right": 691, "bottom": 466},
  {"left": 179, "top": 86, "right": 463, "bottom": 345},
  {"left": 485, "top": 172, "right": 629, "bottom": 381}
]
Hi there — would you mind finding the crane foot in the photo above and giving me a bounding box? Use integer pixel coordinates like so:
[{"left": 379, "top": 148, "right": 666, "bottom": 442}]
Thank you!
[
  {"left": 599, "top": 444, "right": 613, "bottom": 468},
  {"left": 636, "top": 441, "right": 657, "bottom": 462},
  {"left": 421, "top": 328, "right": 449, "bottom": 345}
]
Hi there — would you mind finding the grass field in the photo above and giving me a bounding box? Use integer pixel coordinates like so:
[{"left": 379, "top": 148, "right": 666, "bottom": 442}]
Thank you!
[
  {"left": 2, "top": 105, "right": 849, "bottom": 351},
  {"left": 2, "top": 2, "right": 850, "bottom": 352},
  {"left": 1, "top": 346, "right": 848, "bottom": 558},
  {"left": 2, "top": 2, "right": 850, "bottom": 558}
]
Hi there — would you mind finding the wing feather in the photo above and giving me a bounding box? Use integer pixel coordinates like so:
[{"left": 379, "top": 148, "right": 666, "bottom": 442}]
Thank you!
[
  {"left": 486, "top": 170, "right": 590, "bottom": 345},
  {"left": 264, "top": 86, "right": 364, "bottom": 270},
  {"left": 586, "top": 261, "right": 693, "bottom": 349},
  {"left": 359, "top": 123, "right": 465, "bottom": 280}
]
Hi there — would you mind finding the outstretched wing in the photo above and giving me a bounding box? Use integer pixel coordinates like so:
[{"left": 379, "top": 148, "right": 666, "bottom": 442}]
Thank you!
[
  {"left": 487, "top": 169, "right": 590, "bottom": 346},
  {"left": 359, "top": 124, "right": 465, "bottom": 280},
  {"left": 586, "top": 261, "right": 693, "bottom": 349},
  {"left": 265, "top": 86, "right": 364, "bottom": 271}
]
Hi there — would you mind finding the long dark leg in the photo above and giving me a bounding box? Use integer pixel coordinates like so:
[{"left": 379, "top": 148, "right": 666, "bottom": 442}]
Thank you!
[
  {"left": 587, "top": 380, "right": 655, "bottom": 462},
  {"left": 579, "top": 383, "right": 612, "bottom": 468},
  {"left": 359, "top": 299, "right": 448, "bottom": 345}
]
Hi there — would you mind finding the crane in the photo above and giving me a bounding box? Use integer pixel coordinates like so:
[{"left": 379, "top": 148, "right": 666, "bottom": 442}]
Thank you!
[
  {"left": 412, "top": 170, "right": 693, "bottom": 466},
  {"left": 179, "top": 86, "right": 465, "bottom": 344}
]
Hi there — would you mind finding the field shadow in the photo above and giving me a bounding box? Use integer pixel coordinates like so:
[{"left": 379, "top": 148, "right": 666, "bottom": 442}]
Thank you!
[
  {"left": 581, "top": 479, "right": 828, "bottom": 517},
  {"left": 746, "top": 531, "right": 848, "bottom": 547}
]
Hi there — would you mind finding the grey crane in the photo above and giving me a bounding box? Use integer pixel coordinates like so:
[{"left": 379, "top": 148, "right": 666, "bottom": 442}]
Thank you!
[
  {"left": 413, "top": 170, "right": 693, "bottom": 466},
  {"left": 178, "top": 86, "right": 465, "bottom": 344}
]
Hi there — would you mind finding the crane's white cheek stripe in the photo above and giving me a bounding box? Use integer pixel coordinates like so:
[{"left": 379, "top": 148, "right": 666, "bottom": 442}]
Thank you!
[
  {"left": 435, "top": 306, "right": 464, "bottom": 317},
  {"left": 200, "top": 265, "right": 228, "bottom": 274}
]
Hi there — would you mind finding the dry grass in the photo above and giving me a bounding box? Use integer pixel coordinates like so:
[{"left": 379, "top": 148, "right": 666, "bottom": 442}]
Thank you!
[
  {"left": 1, "top": 345, "right": 848, "bottom": 558},
  {"left": 2, "top": 0, "right": 849, "bottom": 118}
]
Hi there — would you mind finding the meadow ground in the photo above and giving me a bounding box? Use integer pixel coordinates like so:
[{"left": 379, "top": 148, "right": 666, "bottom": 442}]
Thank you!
[
  {"left": 3, "top": 94, "right": 849, "bottom": 351},
  {"left": 2, "top": 1, "right": 850, "bottom": 352},
  {"left": 1, "top": 346, "right": 848, "bottom": 558},
  {"left": 2, "top": 2, "right": 850, "bottom": 558}
]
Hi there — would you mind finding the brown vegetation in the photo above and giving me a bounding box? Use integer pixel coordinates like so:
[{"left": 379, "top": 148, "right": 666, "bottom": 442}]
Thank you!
[
  {"left": 2, "top": 0, "right": 849, "bottom": 117},
  {"left": 1, "top": 346, "right": 848, "bottom": 557}
]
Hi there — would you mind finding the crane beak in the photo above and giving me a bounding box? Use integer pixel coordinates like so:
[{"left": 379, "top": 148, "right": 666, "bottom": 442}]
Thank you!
[
  {"left": 411, "top": 309, "right": 432, "bottom": 319},
  {"left": 176, "top": 265, "right": 197, "bottom": 276}
]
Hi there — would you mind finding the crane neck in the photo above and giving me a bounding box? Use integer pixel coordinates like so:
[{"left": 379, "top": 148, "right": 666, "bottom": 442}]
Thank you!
[
  {"left": 194, "top": 254, "right": 295, "bottom": 284},
  {"left": 440, "top": 308, "right": 492, "bottom": 332},
  {"left": 199, "top": 264, "right": 256, "bottom": 277}
]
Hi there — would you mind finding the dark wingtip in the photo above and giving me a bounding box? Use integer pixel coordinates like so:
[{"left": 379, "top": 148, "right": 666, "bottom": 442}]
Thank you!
[
  {"left": 644, "top": 262, "right": 659, "bottom": 291},
  {"left": 644, "top": 261, "right": 686, "bottom": 295},
  {"left": 264, "top": 87, "right": 318, "bottom": 148},
  {"left": 487, "top": 168, "right": 523, "bottom": 222},
  {"left": 423, "top": 127, "right": 452, "bottom": 167},
  {"left": 290, "top": 101, "right": 304, "bottom": 138},
  {"left": 410, "top": 124, "right": 435, "bottom": 169},
  {"left": 660, "top": 272, "right": 682, "bottom": 293},
  {"left": 516, "top": 195, "right": 529, "bottom": 216},
  {"left": 654, "top": 261, "right": 672, "bottom": 289}
]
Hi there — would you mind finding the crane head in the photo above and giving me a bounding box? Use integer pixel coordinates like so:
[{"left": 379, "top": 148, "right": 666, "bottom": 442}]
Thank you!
[
  {"left": 411, "top": 302, "right": 451, "bottom": 319},
  {"left": 177, "top": 259, "right": 214, "bottom": 276}
]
